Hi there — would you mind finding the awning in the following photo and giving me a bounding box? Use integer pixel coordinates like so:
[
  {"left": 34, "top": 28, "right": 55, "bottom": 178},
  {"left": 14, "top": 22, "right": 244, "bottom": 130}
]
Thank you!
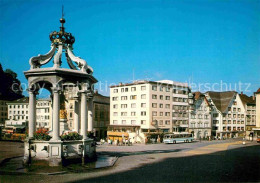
[
  {"left": 252, "top": 128, "right": 260, "bottom": 131},
  {"left": 107, "top": 132, "right": 129, "bottom": 137}
]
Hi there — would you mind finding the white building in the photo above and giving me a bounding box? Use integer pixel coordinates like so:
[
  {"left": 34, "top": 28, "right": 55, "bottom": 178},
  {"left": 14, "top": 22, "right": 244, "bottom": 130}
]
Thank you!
[
  {"left": 36, "top": 98, "right": 52, "bottom": 129},
  {"left": 5, "top": 97, "right": 52, "bottom": 130},
  {"left": 252, "top": 88, "right": 260, "bottom": 139},
  {"left": 239, "top": 92, "right": 256, "bottom": 140},
  {"left": 189, "top": 92, "right": 212, "bottom": 139},
  {"left": 205, "top": 91, "right": 246, "bottom": 139},
  {"left": 109, "top": 80, "right": 192, "bottom": 143}
]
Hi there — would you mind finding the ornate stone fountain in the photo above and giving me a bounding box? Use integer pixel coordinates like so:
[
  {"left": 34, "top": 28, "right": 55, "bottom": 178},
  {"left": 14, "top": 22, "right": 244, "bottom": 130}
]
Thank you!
[{"left": 23, "top": 16, "right": 97, "bottom": 166}]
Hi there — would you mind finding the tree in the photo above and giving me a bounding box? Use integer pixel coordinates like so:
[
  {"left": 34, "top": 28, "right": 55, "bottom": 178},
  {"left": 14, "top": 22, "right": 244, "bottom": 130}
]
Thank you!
[{"left": 0, "top": 63, "right": 24, "bottom": 100}]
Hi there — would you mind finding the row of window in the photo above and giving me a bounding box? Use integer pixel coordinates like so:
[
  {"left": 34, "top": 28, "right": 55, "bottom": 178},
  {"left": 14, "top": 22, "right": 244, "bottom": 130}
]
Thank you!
[
  {"left": 223, "top": 127, "right": 244, "bottom": 131},
  {"left": 191, "top": 114, "right": 209, "bottom": 119},
  {"left": 37, "top": 102, "right": 50, "bottom": 106},
  {"left": 173, "top": 112, "right": 189, "bottom": 118},
  {"left": 113, "top": 103, "right": 188, "bottom": 110},
  {"left": 36, "top": 108, "right": 50, "bottom": 113},
  {"left": 114, "top": 86, "right": 147, "bottom": 93},
  {"left": 1, "top": 112, "right": 7, "bottom": 116},
  {"left": 152, "top": 95, "right": 171, "bottom": 100},
  {"left": 173, "top": 120, "right": 188, "bottom": 125},
  {"left": 113, "top": 85, "right": 188, "bottom": 94},
  {"left": 173, "top": 97, "right": 188, "bottom": 103},
  {"left": 36, "top": 115, "right": 50, "bottom": 120},
  {"left": 190, "top": 123, "right": 210, "bottom": 128},
  {"left": 152, "top": 86, "right": 188, "bottom": 94},
  {"left": 195, "top": 106, "right": 208, "bottom": 111},
  {"left": 9, "top": 116, "right": 28, "bottom": 120},
  {"left": 112, "top": 119, "right": 172, "bottom": 125},
  {"left": 213, "top": 120, "right": 245, "bottom": 124},
  {"left": 227, "top": 107, "right": 241, "bottom": 112},
  {"left": 112, "top": 95, "right": 188, "bottom": 103},
  {"left": 152, "top": 120, "right": 171, "bottom": 125},
  {"left": 9, "top": 111, "right": 28, "bottom": 115},
  {"left": 9, "top": 105, "right": 28, "bottom": 109},
  {"left": 214, "top": 113, "right": 245, "bottom": 118},
  {"left": 173, "top": 105, "right": 189, "bottom": 110},
  {"left": 0, "top": 107, "right": 7, "bottom": 110},
  {"left": 113, "top": 119, "right": 146, "bottom": 125},
  {"left": 36, "top": 122, "right": 48, "bottom": 127},
  {"left": 152, "top": 103, "right": 170, "bottom": 108}
]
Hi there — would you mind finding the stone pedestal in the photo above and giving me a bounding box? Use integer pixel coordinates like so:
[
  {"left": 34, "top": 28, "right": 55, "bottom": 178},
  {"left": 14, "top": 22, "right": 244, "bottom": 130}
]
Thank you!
[
  {"left": 23, "top": 138, "right": 96, "bottom": 166},
  {"left": 48, "top": 140, "right": 63, "bottom": 166}
]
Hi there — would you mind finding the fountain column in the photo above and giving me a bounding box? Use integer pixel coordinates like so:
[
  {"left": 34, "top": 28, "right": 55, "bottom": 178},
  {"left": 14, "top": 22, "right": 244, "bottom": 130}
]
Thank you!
[
  {"left": 28, "top": 89, "right": 37, "bottom": 139},
  {"left": 52, "top": 87, "right": 61, "bottom": 141}
]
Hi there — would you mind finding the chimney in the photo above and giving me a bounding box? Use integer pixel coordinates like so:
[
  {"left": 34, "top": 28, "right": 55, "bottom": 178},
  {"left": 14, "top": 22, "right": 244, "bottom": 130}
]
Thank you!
[
  {"left": 241, "top": 91, "right": 243, "bottom": 95},
  {"left": 119, "top": 82, "right": 123, "bottom": 86},
  {"left": 253, "top": 95, "right": 255, "bottom": 101}
]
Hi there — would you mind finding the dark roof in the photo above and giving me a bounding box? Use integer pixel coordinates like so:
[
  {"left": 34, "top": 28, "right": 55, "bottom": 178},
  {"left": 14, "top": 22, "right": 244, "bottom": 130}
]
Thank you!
[
  {"left": 93, "top": 93, "right": 109, "bottom": 104},
  {"left": 207, "top": 91, "right": 236, "bottom": 113},
  {"left": 7, "top": 97, "right": 29, "bottom": 104},
  {"left": 239, "top": 94, "right": 255, "bottom": 105}
]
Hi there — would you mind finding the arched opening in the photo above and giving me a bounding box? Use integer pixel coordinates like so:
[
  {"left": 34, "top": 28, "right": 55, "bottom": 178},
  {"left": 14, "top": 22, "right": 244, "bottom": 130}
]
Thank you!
[
  {"left": 197, "top": 131, "right": 201, "bottom": 139},
  {"left": 204, "top": 131, "right": 208, "bottom": 138},
  {"left": 32, "top": 81, "right": 53, "bottom": 132}
]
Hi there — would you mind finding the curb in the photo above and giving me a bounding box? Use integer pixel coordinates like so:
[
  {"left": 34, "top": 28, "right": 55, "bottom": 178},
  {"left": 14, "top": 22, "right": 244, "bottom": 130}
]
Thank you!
[{"left": 0, "top": 156, "right": 118, "bottom": 175}]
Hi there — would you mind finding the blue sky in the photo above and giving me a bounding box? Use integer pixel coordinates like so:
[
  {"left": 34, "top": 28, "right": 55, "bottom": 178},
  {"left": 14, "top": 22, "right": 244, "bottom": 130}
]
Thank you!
[{"left": 0, "top": 0, "right": 259, "bottom": 97}]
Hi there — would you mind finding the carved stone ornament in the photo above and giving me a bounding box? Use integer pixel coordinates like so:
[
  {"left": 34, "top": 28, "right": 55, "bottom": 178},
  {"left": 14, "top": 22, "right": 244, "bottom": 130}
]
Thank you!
[{"left": 29, "top": 17, "right": 93, "bottom": 75}]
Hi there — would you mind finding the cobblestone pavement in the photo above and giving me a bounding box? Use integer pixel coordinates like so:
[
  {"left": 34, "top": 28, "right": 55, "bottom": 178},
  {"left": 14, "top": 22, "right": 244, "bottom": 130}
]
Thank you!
[{"left": 0, "top": 139, "right": 259, "bottom": 183}]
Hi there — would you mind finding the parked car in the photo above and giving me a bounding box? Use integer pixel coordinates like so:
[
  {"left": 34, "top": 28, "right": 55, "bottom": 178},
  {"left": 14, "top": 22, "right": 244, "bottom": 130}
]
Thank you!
[{"left": 257, "top": 138, "right": 260, "bottom": 143}]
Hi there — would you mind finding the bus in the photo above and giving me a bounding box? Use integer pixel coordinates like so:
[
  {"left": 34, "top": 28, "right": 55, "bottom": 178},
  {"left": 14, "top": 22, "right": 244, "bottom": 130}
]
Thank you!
[{"left": 163, "top": 133, "right": 194, "bottom": 144}]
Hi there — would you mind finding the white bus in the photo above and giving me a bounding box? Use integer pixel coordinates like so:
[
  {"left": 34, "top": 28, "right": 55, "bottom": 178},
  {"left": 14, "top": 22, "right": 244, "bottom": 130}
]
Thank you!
[{"left": 163, "top": 133, "right": 194, "bottom": 144}]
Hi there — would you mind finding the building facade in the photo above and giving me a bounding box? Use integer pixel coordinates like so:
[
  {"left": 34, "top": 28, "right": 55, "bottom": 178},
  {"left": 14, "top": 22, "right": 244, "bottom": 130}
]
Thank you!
[
  {"left": 93, "top": 92, "right": 110, "bottom": 140},
  {"left": 239, "top": 93, "right": 256, "bottom": 140},
  {"left": 109, "top": 80, "right": 191, "bottom": 143},
  {"left": 189, "top": 92, "right": 212, "bottom": 139},
  {"left": 0, "top": 100, "right": 9, "bottom": 126},
  {"left": 205, "top": 91, "right": 246, "bottom": 139},
  {"left": 65, "top": 89, "right": 110, "bottom": 139},
  {"left": 5, "top": 97, "right": 52, "bottom": 130},
  {"left": 36, "top": 98, "right": 52, "bottom": 130}
]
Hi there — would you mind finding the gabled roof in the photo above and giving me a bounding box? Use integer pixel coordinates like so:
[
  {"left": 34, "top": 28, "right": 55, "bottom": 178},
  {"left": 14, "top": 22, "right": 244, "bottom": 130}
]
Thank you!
[
  {"left": 207, "top": 91, "right": 236, "bottom": 113},
  {"left": 239, "top": 94, "right": 255, "bottom": 105},
  {"left": 193, "top": 91, "right": 211, "bottom": 106}
]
